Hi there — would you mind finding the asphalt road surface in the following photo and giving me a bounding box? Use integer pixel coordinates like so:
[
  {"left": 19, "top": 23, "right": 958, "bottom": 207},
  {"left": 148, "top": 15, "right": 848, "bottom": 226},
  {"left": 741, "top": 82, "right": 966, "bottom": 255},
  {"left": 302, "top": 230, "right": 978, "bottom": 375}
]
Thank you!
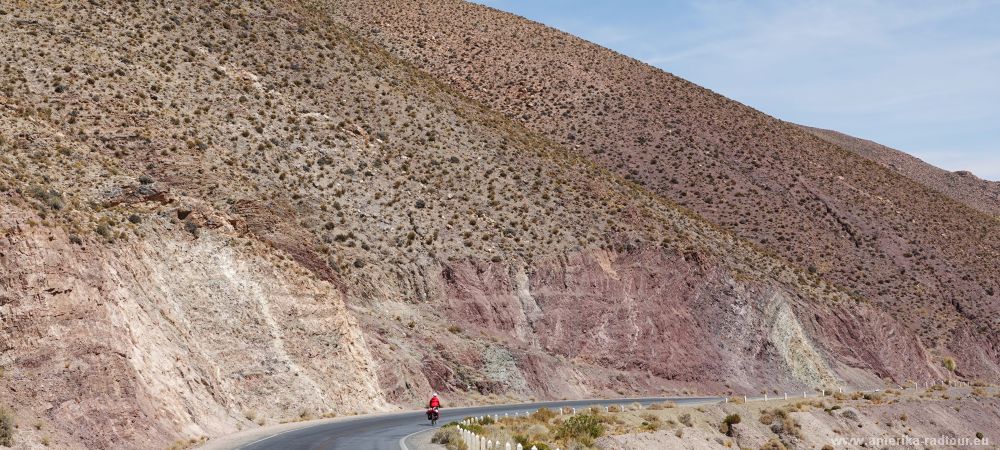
[{"left": 239, "top": 396, "right": 722, "bottom": 450}]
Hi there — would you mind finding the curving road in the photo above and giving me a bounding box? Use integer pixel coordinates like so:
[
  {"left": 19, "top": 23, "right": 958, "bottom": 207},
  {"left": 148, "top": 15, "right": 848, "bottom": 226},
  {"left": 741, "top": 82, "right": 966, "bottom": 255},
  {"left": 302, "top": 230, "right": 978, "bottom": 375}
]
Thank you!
[{"left": 237, "top": 397, "right": 722, "bottom": 450}]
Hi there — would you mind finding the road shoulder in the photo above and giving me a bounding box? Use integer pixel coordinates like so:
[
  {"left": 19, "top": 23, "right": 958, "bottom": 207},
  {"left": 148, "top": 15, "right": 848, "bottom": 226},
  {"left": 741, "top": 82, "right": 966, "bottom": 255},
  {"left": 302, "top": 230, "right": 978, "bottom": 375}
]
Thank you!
[{"left": 402, "top": 428, "right": 444, "bottom": 450}]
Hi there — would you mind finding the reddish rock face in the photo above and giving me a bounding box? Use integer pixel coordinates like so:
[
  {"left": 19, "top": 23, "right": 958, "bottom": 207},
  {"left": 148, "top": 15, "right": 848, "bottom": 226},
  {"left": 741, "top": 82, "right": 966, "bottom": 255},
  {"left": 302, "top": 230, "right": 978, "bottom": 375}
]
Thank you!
[{"left": 433, "top": 248, "right": 938, "bottom": 397}]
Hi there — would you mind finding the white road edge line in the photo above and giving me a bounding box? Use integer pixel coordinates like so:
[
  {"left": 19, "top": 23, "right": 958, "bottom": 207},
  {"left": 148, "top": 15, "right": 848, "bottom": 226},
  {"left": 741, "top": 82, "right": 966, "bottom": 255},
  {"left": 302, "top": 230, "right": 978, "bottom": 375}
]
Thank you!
[
  {"left": 238, "top": 428, "right": 300, "bottom": 450},
  {"left": 398, "top": 427, "right": 427, "bottom": 450}
]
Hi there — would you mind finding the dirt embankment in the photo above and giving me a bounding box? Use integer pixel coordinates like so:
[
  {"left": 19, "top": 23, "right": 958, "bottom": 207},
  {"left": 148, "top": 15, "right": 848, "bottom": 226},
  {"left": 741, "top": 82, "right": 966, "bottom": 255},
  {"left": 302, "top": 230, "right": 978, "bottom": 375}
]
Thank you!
[{"left": 598, "top": 387, "right": 999, "bottom": 450}]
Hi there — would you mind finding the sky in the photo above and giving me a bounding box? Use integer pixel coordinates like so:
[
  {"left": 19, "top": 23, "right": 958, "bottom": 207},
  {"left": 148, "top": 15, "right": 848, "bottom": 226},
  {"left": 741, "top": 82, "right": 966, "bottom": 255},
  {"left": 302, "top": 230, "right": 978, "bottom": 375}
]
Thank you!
[{"left": 475, "top": 0, "right": 1000, "bottom": 180}]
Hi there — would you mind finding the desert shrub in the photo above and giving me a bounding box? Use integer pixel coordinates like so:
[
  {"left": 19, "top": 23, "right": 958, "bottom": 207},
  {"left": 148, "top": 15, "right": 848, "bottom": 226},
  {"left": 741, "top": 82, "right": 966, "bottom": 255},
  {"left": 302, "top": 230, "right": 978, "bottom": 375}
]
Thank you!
[
  {"left": 678, "top": 412, "right": 693, "bottom": 427},
  {"left": 531, "top": 407, "right": 556, "bottom": 422},
  {"left": 28, "top": 185, "right": 64, "bottom": 211},
  {"left": 759, "top": 439, "right": 787, "bottom": 450},
  {"left": 475, "top": 415, "right": 495, "bottom": 425},
  {"left": 96, "top": 223, "right": 113, "bottom": 240},
  {"left": 762, "top": 408, "right": 801, "bottom": 439},
  {"left": 431, "top": 426, "right": 467, "bottom": 450},
  {"left": 184, "top": 220, "right": 199, "bottom": 237},
  {"left": 721, "top": 413, "right": 741, "bottom": 436},
  {"left": 0, "top": 408, "right": 13, "bottom": 447},
  {"left": 639, "top": 413, "right": 661, "bottom": 431},
  {"left": 863, "top": 392, "right": 883, "bottom": 403},
  {"left": 554, "top": 414, "right": 603, "bottom": 444},
  {"left": 943, "top": 357, "right": 957, "bottom": 373},
  {"left": 648, "top": 401, "right": 676, "bottom": 410},
  {"left": 461, "top": 423, "right": 485, "bottom": 435}
]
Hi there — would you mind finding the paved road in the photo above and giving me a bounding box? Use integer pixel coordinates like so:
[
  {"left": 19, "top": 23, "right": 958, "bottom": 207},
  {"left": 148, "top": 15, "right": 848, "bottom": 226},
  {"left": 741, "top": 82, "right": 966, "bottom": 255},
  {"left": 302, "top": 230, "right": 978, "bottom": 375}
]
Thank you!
[{"left": 239, "top": 397, "right": 722, "bottom": 450}]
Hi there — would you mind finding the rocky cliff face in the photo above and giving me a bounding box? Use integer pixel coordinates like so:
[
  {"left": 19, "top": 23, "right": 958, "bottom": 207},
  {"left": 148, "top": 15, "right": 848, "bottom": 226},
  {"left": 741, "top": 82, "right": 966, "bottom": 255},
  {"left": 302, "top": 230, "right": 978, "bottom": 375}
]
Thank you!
[
  {"left": 0, "top": 198, "right": 384, "bottom": 448},
  {"left": 0, "top": 0, "right": 985, "bottom": 448}
]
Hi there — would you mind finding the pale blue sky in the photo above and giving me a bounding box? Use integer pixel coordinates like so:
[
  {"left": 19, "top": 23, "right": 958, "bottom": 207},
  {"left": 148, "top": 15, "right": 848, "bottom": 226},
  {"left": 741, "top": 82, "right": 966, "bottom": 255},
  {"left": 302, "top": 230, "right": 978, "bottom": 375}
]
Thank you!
[{"left": 476, "top": 0, "right": 1000, "bottom": 180}]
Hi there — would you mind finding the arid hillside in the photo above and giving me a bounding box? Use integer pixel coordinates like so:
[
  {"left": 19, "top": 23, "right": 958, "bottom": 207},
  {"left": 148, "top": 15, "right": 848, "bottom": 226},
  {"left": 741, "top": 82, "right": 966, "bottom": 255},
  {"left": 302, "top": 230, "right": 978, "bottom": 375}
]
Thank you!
[
  {"left": 328, "top": 0, "right": 1000, "bottom": 375},
  {"left": 0, "top": 1, "right": 992, "bottom": 449},
  {"left": 801, "top": 125, "right": 1000, "bottom": 217}
]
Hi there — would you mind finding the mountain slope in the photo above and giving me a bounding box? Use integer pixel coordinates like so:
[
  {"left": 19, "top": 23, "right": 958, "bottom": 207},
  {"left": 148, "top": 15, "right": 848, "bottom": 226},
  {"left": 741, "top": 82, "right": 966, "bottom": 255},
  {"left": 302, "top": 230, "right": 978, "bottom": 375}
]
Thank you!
[
  {"left": 0, "top": 1, "right": 984, "bottom": 449},
  {"left": 328, "top": 0, "right": 1000, "bottom": 375},
  {"left": 801, "top": 125, "right": 1000, "bottom": 217}
]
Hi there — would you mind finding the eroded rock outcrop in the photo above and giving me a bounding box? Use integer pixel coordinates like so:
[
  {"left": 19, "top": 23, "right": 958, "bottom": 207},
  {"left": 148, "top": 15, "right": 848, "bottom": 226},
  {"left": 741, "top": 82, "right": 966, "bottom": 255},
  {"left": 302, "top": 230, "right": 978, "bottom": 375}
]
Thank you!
[{"left": 0, "top": 201, "right": 384, "bottom": 448}]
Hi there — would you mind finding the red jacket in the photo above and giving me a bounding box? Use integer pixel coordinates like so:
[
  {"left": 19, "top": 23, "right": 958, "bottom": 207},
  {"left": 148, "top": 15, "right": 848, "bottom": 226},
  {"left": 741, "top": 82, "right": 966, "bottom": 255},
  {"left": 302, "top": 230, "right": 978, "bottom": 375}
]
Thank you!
[{"left": 428, "top": 396, "right": 441, "bottom": 408}]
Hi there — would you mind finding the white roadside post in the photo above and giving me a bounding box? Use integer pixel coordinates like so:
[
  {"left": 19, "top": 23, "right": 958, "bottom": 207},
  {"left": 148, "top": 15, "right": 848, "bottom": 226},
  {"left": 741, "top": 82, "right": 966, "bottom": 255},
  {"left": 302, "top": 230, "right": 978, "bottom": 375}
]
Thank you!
[
  {"left": 516, "top": 444, "right": 523, "bottom": 450},
  {"left": 803, "top": 392, "right": 806, "bottom": 398},
  {"left": 764, "top": 393, "right": 768, "bottom": 401},
  {"left": 744, "top": 395, "right": 747, "bottom": 403},
  {"left": 783, "top": 393, "right": 787, "bottom": 400},
  {"left": 506, "top": 443, "right": 511, "bottom": 450}
]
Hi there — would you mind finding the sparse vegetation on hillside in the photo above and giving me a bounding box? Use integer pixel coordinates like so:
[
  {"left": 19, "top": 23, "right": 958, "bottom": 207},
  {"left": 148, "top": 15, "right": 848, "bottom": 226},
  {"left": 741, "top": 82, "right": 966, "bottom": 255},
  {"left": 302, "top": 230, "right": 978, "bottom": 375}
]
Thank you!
[{"left": 0, "top": 408, "right": 13, "bottom": 447}]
